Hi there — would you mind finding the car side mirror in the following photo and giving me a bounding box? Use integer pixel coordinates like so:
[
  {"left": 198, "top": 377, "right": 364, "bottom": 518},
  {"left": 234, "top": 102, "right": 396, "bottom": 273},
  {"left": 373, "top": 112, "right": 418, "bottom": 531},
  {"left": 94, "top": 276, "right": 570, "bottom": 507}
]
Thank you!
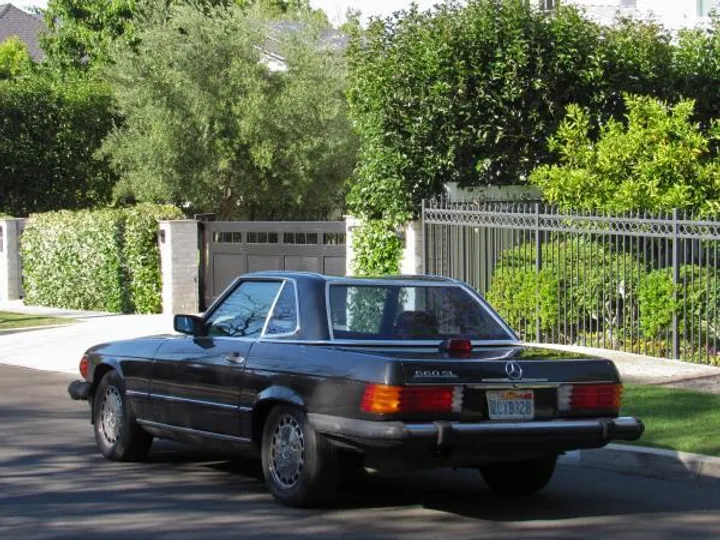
[{"left": 174, "top": 314, "right": 205, "bottom": 337}]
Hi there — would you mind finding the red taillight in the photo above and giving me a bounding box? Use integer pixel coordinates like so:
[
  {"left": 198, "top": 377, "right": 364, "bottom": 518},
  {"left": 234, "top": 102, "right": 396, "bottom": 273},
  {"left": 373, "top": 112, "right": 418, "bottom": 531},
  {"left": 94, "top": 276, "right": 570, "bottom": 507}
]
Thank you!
[
  {"left": 79, "top": 356, "right": 89, "bottom": 379},
  {"left": 441, "top": 339, "right": 473, "bottom": 357},
  {"left": 361, "top": 384, "right": 456, "bottom": 414},
  {"left": 558, "top": 383, "right": 623, "bottom": 412}
]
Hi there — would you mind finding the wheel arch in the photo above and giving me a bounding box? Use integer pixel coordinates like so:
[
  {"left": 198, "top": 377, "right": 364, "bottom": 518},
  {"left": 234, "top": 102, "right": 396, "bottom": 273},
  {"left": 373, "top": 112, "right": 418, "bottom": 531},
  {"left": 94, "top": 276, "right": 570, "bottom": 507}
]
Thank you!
[
  {"left": 251, "top": 386, "right": 305, "bottom": 445},
  {"left": 88, "top": 359, "right": 124, "bottom": 418}
]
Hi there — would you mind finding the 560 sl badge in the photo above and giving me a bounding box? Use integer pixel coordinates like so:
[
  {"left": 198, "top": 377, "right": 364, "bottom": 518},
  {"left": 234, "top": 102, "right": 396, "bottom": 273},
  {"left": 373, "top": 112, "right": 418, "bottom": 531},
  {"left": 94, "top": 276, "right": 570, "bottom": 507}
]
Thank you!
[{"left": 413, "top": 369, "right": 459, "bottom": 379}]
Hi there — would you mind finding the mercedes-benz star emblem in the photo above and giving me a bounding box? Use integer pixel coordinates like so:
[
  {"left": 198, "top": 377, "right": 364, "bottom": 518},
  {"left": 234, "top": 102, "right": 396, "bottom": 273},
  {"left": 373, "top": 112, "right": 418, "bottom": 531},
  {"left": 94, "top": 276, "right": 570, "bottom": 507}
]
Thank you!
[{"left": 505, "top": 361, "right": 523, "bottom": 380}]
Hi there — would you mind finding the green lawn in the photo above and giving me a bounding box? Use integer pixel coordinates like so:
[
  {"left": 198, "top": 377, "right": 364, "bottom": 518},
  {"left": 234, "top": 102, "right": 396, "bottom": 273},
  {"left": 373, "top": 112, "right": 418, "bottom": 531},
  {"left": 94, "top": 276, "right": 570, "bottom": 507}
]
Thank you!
[
  {"left": 0, "top": 311, "right": 74, "bottom": 331},
  {"left": 621, "top": 384, "right": 720, "bottom": 457}
]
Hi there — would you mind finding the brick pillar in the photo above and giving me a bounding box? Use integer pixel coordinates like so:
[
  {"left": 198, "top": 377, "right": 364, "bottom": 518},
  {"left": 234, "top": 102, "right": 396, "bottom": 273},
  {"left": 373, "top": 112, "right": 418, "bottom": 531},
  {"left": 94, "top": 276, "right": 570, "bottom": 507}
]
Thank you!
[
  {"left": 159, "top": 220, "right": 199, "bottom": 314},
  {"left": 0, "top": 219, "right": 24, "bottom": 301}
]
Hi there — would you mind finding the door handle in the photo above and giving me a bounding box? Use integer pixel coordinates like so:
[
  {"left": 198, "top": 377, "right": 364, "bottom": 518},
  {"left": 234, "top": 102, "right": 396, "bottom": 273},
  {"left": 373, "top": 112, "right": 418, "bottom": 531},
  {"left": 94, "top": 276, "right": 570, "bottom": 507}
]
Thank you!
[{"left": 224, "top": 353, "right": 245, "bottom": 365}]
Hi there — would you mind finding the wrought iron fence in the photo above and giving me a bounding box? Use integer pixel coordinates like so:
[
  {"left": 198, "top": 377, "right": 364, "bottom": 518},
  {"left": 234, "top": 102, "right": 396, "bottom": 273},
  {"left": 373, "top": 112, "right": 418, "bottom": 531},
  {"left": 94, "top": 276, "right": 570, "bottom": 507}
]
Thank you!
[{"left": 423, "top": 199, "right": 720, "bottom": 365}]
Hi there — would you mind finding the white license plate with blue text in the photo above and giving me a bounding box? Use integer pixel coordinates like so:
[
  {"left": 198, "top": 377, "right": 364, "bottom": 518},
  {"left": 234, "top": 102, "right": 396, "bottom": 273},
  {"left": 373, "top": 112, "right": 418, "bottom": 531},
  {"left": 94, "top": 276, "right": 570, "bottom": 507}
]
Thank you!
[{"left": 486, "top": 390, "right": 534, "bottom": 420}]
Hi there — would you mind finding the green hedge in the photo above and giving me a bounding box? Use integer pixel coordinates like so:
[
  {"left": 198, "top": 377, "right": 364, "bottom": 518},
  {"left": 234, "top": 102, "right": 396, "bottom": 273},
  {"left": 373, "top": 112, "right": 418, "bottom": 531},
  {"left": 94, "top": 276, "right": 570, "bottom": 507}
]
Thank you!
[
  {"left": 21, "top": 204, "right": 182, "bottom": 313},
  {"left": 486, "top": 239, "right": 644, "bottom": 342},
  {"left": 638, "top": 266, "right": 720, "bottom": 341}
]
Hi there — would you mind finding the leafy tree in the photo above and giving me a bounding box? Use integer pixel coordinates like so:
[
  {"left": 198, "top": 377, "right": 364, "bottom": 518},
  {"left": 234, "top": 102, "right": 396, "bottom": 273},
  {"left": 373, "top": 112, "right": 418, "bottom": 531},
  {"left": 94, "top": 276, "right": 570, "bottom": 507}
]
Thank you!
[
  {"left": 42, "top": 0, "right": 319, "bottom": 70},
  {"left": 597, "top": 16, "right": 675, "bottom": 117},
  {"left": 42, "top": 0, "right": 139, "bottom": 70},
  {"left": 0, "top": 72, "right": 117, "bottom": 216},
  {"left": 529, "top": 94, "right": 720, "bottom": 214},
  {"left": 346, "top": 2, "right": 688, "bottom": 221},
  {"left": 673, "top": 14, "right": 720, "bottom": 132},
  {"left": 101, "top": 4, "right": 356, "bottom": 220},
  {"left": 0, "top": 37, "right": 33, "bottom": 79},
  {"left": 345, "top": 0, "right": 612, "bottom": 273},
  {"left": 344, "top": 0, "right": 720, "bottom": 275}
]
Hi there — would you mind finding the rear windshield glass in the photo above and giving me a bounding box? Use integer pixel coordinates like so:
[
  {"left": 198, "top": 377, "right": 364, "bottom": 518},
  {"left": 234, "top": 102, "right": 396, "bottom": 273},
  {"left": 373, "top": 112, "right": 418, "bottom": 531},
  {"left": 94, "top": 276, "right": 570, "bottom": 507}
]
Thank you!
[{"left": 328, "top": 284, "right": 512, "bottom": 341}]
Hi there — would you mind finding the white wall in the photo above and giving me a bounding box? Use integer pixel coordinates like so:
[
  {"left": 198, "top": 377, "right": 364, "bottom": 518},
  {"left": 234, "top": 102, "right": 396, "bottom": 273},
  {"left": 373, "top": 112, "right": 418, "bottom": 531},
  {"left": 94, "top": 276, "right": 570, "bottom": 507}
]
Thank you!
[{"left": 567, "top": 0, "right": 718, "bottom": 30}]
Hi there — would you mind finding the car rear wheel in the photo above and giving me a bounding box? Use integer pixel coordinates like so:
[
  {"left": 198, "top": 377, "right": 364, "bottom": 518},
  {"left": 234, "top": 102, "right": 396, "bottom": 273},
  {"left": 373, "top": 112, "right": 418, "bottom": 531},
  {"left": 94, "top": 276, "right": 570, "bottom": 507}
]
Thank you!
[
  {"left": 479, "top": 455, "right": 558, "bottom": 496},
  {"left": 261, "top": 405, "right": 339, "bottom": 507},
  {"left": 92, "top": 370, "right": 153, "bottom": 462}
]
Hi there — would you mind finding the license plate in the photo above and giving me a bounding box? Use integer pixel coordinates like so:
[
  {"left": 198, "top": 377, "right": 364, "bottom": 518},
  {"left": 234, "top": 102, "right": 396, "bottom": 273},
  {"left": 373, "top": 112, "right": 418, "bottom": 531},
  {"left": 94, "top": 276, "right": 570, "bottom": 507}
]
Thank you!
[{"left": 486, "top": 390, "right": 534, "bottom": 420}]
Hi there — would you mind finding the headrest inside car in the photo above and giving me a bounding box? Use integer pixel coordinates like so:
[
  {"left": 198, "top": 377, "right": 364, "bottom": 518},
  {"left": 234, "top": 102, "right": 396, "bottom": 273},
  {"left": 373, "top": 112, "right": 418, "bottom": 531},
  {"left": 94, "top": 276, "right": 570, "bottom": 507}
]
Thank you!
[{"left": 393, "top": 310, "right": 439, "bottom": 338}]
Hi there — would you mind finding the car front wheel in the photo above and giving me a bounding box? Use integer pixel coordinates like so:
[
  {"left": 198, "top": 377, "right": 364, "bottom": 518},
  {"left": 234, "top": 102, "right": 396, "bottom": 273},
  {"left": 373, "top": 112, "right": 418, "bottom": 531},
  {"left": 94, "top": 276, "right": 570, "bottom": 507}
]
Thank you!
[
  {"left": 92, "top": 370, "right": 153, "bottom": 462},
  {"left": 261, "top": 405, "right": 339, "bottom": 507},
  {"left": 479, "top": 454, "right": 558, "bottom": 496}
]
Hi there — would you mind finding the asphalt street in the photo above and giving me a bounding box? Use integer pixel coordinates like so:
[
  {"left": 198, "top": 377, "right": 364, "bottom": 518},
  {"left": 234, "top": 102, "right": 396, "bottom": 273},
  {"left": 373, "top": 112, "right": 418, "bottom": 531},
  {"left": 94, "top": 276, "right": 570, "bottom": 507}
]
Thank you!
[{"left": 1, "top": 363, "right": 719, "bottom": 540}]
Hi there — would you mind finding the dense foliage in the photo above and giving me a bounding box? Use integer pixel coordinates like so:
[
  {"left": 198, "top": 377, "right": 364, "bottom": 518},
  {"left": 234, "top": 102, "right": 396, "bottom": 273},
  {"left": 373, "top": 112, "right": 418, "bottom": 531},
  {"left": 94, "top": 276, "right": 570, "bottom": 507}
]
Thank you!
[
  {"left": 486, "top": 239, "right": 643, "bottom": 341},
  {"left": 530, "top": 95, "right": 720, "bottom": 214},
  {"left": 102, "top": 4, "right": 356, "bottom": 220},
  {"left": 346, "top": 2, "right": 686, "bottom": 220},
  {"left": 350, "top": 220, "right": 405, "bottom": 276},
  {"left": 41, "top": 0, "right": 317, "bottom": 69},
  {"left": 345, "top": 1, "right": 720, "bottom": 275},
  {"left": 123, "top": 204, "right": 184, "bottom": 313},
  {"left": 0, "top": 72, "right": 117, "bottom": 216},
  {"left": 21, "top": 205, "right": 182, "bottom": 313},
  {"left": 486, "top": 240, "right": 720, "bottom": 365},
  {"left": 0, "top": 37, "right": 33, "bottom": 79},
  {"left": 637, "top": 266, "right": 720, "bottom": 343}
]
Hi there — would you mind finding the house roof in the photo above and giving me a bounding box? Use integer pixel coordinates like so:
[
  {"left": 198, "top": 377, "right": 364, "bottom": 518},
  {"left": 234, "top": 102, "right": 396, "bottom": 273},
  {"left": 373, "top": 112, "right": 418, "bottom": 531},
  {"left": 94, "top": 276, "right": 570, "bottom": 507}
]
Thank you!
[{"left": 0, "top": 4, "right": 46, "bottom": 61}]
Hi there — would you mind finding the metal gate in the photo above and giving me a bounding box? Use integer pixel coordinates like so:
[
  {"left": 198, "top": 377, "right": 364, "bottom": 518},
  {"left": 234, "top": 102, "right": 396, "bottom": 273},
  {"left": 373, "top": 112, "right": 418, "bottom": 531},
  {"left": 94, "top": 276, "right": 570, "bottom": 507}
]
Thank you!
[{"left": 201, "top": 221, "right": 346, "bottom": 308}]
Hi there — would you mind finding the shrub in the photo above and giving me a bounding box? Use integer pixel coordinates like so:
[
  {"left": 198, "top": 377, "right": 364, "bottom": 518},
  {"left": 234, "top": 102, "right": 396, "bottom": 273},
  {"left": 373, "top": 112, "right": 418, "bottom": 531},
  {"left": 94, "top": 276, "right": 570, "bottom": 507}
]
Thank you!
[
  {"left": 529, "top": 94, "right": 720, "bottom": 214},
  {"left": 487, "top": 238, "right": 645, "bottom": 341},
  {"left": 22, "top": 209, "right": 127, "bottom": 312},
  {"left": 351, "top": 219, "right": 405, "bottom": 276},
  {"left": 638, "top": 266, "right": 720, "bottom": 342},
  {"left": 122, "top": 204, "right": 184, "bottom": 313},
  {"left": 21, "top": 205, "right": 182, "bottom": 313}
]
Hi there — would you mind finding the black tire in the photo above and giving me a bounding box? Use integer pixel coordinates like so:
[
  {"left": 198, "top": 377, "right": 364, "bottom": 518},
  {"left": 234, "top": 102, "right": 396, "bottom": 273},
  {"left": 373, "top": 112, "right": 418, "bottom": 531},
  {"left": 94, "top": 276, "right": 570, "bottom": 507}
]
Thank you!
[
  {"left": 260, "top": 405, "right": 339, "bottom": 507},
  {"left": 92, "top": 370, "right": 153, "bottom": 462},
  {"left": 479, "top": 455, "right": 558, "bottom": 496}
]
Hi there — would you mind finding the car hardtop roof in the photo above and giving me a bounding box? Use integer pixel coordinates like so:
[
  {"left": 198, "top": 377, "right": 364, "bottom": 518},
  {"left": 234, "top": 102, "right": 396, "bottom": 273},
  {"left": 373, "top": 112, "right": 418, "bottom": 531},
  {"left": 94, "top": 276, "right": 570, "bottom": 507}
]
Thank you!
[{"left": 241, "top": 271, "right": 455, "bottom": 284}]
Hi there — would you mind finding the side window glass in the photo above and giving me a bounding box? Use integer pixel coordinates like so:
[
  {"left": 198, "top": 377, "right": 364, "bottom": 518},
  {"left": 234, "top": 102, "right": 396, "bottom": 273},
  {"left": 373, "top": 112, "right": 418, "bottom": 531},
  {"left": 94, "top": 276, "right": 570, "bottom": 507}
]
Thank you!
[
  {"left": 264, "top": 281, "right": 298, "bottom": 336},
  {"left": 206, "top": 281, "right": 282, "bottom": 338}
]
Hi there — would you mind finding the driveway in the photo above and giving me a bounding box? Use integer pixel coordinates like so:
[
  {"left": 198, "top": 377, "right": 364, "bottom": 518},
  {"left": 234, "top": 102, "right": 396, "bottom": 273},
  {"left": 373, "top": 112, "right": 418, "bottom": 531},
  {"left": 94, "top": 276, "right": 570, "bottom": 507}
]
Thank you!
[{"left": 0, "top": 313, "right": 174, "bottom": 374}]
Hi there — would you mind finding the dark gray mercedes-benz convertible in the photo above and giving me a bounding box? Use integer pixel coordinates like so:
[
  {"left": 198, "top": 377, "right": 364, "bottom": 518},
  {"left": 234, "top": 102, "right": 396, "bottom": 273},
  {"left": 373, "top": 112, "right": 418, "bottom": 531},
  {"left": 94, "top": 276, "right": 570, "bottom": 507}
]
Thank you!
[{"left": 68, "top": 272, "right": 644, "bottom": 507}]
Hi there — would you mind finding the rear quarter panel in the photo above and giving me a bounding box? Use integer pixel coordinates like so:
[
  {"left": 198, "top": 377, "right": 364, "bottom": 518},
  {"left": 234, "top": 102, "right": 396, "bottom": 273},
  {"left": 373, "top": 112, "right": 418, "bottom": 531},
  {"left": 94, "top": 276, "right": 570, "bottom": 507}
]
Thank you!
[{"left": 242, "top": 342, "right": 400, "bottom": 420}]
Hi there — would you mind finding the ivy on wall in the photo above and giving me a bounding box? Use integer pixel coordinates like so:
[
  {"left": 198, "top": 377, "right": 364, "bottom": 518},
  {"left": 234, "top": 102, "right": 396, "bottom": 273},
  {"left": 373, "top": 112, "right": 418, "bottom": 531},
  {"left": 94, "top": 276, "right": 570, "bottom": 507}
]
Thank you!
[{"left": 21, "top": 204, "right": 182, "bottom": 313}]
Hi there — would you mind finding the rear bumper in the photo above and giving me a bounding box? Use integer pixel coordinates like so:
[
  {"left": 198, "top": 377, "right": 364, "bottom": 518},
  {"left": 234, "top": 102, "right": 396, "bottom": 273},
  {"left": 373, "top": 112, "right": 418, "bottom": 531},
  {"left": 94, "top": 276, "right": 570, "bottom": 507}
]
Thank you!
[
  {"left": 68, "top": 380, "right": 91, "bottom": 401},
  {"left": 308, "top": 414, "right": 644, "bottom": 451}
]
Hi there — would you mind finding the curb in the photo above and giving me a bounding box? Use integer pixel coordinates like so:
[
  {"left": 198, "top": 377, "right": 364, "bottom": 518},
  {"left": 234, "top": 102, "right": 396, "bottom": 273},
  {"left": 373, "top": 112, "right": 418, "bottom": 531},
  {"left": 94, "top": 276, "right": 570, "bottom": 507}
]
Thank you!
[
  {"left": 559, "top": 443, "right": 720, "bottom": 485},
  {"left": 0, "top": 323, "right": 75, "bottom": 336}
]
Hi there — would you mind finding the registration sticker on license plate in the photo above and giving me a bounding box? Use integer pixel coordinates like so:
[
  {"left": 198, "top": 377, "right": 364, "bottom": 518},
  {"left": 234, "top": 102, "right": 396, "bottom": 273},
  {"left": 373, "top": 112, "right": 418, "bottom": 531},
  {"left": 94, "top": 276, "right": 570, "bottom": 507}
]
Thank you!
[{"left": 486, "top": 390, "right": 534, "bottom": 420}]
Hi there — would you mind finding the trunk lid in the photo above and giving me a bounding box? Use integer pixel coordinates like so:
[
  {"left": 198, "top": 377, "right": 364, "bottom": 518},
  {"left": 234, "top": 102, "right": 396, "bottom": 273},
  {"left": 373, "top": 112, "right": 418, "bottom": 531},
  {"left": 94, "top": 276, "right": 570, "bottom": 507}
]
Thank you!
[
  {"left": 339, "top": 344, "right": 620, "bottom": 385},
  {"left": 341, "top": 344, "right": 621, "bottom": 421}
]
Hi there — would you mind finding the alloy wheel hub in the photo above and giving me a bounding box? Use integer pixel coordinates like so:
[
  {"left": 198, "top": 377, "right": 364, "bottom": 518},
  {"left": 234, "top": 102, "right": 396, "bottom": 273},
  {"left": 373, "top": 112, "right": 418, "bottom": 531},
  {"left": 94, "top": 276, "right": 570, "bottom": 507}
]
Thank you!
[
  {"left": 270, "top": 414, "right": 305, "bottom": 489},
  {"left": 100, "top": 386, "right": 123, "bottom": 445}
]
